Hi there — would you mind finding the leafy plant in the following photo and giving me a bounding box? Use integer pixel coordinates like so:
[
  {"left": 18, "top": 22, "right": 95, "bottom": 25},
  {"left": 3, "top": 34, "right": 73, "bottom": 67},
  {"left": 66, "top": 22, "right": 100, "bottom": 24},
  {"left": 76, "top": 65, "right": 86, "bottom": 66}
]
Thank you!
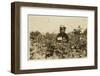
[{"left": 29, "top": 28, "right": 87, "bottom": 60}]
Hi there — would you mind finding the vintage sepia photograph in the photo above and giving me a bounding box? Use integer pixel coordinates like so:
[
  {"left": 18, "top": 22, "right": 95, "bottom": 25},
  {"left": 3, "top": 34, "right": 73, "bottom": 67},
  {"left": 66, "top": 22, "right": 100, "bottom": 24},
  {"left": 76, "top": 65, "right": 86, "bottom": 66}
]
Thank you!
[
  {"left": 11, "top": 2, "right": 97, "bottom": 73},
  {"left": 28, "top": 15, "right": 87, "bottom": 60}
]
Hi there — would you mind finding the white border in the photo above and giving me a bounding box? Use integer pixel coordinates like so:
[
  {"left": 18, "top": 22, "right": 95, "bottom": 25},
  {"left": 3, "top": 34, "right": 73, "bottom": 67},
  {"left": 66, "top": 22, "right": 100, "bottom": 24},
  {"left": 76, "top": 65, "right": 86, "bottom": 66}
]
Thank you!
[{"left": 20, "top": 6, "right": 95, "bottom": 70}]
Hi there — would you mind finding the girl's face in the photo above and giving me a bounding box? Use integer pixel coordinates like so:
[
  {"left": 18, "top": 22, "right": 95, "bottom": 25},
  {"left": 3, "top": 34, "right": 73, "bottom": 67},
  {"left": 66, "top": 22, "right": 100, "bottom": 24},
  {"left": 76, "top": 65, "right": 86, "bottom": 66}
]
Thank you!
[{"left": 60, "top": 29, "right": 65, "bottom": 33}]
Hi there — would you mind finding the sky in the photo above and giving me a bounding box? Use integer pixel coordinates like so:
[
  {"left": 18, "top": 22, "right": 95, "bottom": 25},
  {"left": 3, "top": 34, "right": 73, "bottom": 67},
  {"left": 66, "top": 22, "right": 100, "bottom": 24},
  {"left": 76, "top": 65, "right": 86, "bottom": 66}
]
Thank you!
[{"left": 28, "top": 15, "right": 87, "bottom": 34}]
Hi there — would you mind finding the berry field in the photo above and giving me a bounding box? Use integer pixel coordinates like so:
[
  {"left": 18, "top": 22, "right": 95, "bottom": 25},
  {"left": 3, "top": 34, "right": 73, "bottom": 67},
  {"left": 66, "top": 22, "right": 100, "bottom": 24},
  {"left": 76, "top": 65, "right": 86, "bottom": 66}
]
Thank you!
[{"left": 29, "top": 28, "right": 87, "bottom": 60}]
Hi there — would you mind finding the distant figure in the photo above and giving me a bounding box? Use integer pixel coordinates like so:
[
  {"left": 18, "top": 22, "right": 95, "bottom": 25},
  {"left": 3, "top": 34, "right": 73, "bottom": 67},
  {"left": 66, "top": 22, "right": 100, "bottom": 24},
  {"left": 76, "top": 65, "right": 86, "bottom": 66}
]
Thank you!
[{"left": 56, "top": 25, "right": 69, "bottom": 43}]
